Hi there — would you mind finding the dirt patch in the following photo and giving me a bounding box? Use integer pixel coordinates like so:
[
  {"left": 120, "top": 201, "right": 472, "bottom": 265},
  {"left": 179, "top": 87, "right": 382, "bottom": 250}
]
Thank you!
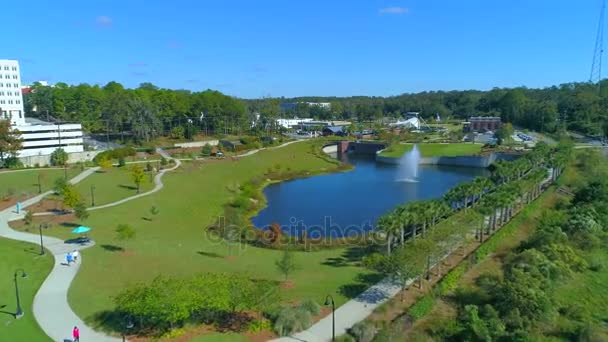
[
  {"left": 28, "top": 198, "right": 65, "bottom": 213},
  {"left": 279, "top": 280, "right": 295, "bottom": 290},
  {"left": 0, "top": 195, "right": 31, "bottom": 211},
  {"left": 10, "top": 212, "right": 77, "bottom": 231}
]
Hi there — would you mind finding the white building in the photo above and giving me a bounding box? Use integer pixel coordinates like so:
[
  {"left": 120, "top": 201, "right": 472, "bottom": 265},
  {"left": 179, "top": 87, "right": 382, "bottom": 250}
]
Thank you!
[
  {"left": 276, "top": 117, "right": 314, "bottom": 129},
  {"left": 0, "top": 59, "right": 84, "bottom": 160},
  {"left": 302, "top": 102, "right": 331, "bottom": 109},
  {"left": 0, "top": 60, "right": 25, "bottom": 126}
]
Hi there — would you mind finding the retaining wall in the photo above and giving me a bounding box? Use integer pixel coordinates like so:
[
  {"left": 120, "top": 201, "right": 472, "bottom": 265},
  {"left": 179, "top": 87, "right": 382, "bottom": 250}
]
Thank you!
[
  {"left": 174, "top": 140, "right": 219, "bottom": 148},
  {"left": 19, "top": 150, "right": 102, "bottom": 167},
  {"left": 376, "top": 152, "right": 519, "bottom": 168}
]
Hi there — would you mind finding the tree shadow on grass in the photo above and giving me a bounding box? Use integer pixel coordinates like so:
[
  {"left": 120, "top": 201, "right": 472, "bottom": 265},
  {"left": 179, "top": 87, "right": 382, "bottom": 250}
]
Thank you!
[
  {"left": 337, "top": 272, "right": 384, "bottom": 300},
  {"left": 100, "top": 245, "right": 125, "bottom": 252},
  {"left": 321, "top": 246, "right": 372, "bottom": 267},
  {"left": 60, "top": 222, "right": 80, "bottom": 228},
  {"left": 119, "top": 184, "right": 137, "bottom": 190},
  {"left": 197, "top": 251, "right": 223, "bottom": 258},
  {"left": 88, "top": 309, "right": 129, "bottom": 335},
  {"left": 0, "top": 304, "right": 16, "bottom": 318}
]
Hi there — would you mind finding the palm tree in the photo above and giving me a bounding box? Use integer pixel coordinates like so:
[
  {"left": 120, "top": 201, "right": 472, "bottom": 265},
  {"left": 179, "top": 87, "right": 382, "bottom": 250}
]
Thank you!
[
  {"left": 377, "top": 214, "right": 397, "bottom": 255},
  {"left": 472, "top": 176, "right": 492, "bottom": 204}
]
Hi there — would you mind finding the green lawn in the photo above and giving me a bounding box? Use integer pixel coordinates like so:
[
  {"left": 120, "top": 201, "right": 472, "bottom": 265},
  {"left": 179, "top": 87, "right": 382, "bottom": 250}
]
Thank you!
[
  {"left": 379, "top": 143, "right": 483, "bottom": 158},
  {"left": 73, "top": 167, "right": 155, "bottom": 206},
  {"left": 19, "top": 142, "right": 372, "bottom": 336},
  {"left": 0, "top": 238, "right": 53, "bottom": 341},
  {"left": 0, "top": 168, "right": 81, "bottom": 199}
]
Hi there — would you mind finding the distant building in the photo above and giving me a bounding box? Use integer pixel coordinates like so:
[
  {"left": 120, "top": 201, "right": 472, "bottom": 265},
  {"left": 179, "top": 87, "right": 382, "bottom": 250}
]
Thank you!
[
  {"left": 463, "top": 117, "right": 502, "bottom": 132},
  {"left": 0, "top": 60, "right": 25, "bottom": 126},
  {"left": 0, "top": 59, "right": 84, "bottom": 160},
  {"left": 276, "top": 117, "right": 314, "bottom": 129},
  {"left": 390, "top": 112, "right": 421, "bottom": 130},
  {"left": 322, "top": 126, "right": 346, "bottom": 136},
  {"left": 280, "top": 102, "right": 331, "bottom": 111},
  {"left": 303, "top": 102, "right": 331, "bottom": 109}
]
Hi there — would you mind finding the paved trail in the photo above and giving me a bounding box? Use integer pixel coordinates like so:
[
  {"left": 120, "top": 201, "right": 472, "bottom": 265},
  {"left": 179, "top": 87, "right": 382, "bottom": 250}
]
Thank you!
[
  {"left": 0, "top": 140, "right": 307, "bottom": 341},
  {"left": 0, "top": 167, "right": 121, "bottom": 342}
]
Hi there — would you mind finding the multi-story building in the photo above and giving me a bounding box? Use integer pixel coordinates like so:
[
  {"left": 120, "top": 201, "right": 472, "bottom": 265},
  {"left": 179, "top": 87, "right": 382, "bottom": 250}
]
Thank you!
[
  {"left": 0, "top": 60, "right": 25, "bottom": 126},
  {"left": 0, "top": 59, "right": 85, "bottom": 160},
  {"left": 463, "top": 116, "right": 502, "bottom": 132}
]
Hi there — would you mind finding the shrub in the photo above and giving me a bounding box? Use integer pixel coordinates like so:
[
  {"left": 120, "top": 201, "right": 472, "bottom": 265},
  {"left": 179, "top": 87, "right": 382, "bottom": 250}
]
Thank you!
[
  {"left": 273, "top": 307, "right": 312, "bottom": 336},
  {"left": 247, "top": 318, "right": 272, "bottom": 333},
  {"left": 24, "top": 211, "right": 34, "bottom": 226},
  {"left": 201, "top": 143, "right": 212, "bottom": 156},
  {"left": 115, "top": 224, "right": 136, "bottom": 240},
  {"left": 437, "top": 262, "right": 467, "bottom": 296},
  {"left": 50, "top": 148, "right": 68, "bottom": 166},
  {"left": 118, "top": 157, "right": 126, "bottom": 167},
  {"left": 299, "top": 299, "right": 321, "bottom": 316},
  {"left": 408, "top": 295, "right": 435, "bottom": 320},
  {"left": 53, "top": 177, "right": 68, "bottom": 194},
  {"left": 93, "top": 147, "right": 136, "bottom": 163},
  {"left": 349, "top": 321, "right": 376, "bottom": 342},
  {"left": 4, "top": 156, "right": 23, "bottom": 169}
]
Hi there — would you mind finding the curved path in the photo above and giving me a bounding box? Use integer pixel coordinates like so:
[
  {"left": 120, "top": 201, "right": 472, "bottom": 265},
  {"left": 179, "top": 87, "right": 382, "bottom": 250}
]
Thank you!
[
  {"left": 89, "top": 148, "right": 181, "bottom": 211},
  {"left": 0, "top": 167, "right": 122, "bottom": 342},
  {"left": 0, "top": 141, "right": 303, "bottom": 341}
]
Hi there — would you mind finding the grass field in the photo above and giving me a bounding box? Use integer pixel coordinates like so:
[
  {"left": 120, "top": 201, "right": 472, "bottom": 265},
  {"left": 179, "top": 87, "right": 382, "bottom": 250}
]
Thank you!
[
  {"left": 0, "top": 238, "right": 53, "bottom": 341},
  {"left": 17, "top": 142, "right": 373, "bottom": 336},
  {"left": 73, "top": 167, "right": 155, "bottom": 206},
  {"left": 0, "top": 168, "right": 81, "bottom": 198},
  {"left": 379, "top": 143, "right": 482, "bottom": 158}
]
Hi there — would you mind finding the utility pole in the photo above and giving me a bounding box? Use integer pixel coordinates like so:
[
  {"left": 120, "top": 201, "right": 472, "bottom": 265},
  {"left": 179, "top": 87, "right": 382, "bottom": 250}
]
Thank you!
[{"left": 591, "top": 0, "right": 606, "bottom": 93}]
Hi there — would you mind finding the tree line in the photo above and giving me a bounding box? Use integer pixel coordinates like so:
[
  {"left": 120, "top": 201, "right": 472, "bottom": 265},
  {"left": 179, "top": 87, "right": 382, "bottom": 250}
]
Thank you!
[
  {"left": 413, "top": 148, "right": 608, "bottom": 341},
  {"left": 364, "top": 141, "right": 572, "bottom": 298},
  {"left": 23, "top": 80, "right": 608, "bottom": 143}
]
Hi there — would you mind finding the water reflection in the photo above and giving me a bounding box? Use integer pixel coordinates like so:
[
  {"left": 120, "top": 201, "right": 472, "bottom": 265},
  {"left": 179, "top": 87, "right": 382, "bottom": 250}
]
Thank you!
[{"left": 252, "top": 153, "right": 488, "bottom": 237}]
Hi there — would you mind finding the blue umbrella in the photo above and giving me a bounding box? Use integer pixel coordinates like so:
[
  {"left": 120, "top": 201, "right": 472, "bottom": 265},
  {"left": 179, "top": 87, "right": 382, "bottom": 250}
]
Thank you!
[{"left": 71, "top": 226, "right": 91, "bottom": 234}]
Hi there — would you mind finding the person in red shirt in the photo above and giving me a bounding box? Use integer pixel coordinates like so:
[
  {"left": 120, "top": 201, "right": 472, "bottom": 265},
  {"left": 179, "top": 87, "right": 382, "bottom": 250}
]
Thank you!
[{"left": 73, "top": 326, "right": 80, "bottom": 342}]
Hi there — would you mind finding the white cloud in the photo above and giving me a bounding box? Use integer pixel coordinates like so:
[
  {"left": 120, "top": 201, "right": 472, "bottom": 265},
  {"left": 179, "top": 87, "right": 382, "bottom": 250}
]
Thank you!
[
  {"left": 379, "top": 6, "right": 409, "bottom": 15},
  {"left": 96, "top": 15, "right": 113, "bottom": 28}
]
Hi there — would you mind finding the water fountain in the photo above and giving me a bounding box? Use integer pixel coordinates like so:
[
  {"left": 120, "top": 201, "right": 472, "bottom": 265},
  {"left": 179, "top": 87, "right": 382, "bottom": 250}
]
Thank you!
[{"left": 396, "top": 144, "right": 420, "bottom": 183}]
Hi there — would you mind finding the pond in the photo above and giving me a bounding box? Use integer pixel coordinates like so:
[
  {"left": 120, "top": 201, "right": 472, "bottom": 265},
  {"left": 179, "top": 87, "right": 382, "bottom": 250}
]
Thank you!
[{"left": 251, "top": 152, "right": 489, "bottom": 237}]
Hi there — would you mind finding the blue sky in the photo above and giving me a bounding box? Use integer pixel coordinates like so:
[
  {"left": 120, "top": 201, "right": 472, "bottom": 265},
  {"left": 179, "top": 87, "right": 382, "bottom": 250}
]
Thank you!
[{"left": 4, "top": 0, "right": 602, "bottom": 98}]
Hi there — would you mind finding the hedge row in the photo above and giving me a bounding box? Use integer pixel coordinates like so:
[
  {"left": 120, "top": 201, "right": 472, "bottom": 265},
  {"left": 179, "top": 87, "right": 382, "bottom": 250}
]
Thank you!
[
  {"left": 437, "top": 262, "right": 467, "bottom": 296},
  {"left": 408, "top": 294, "right": 435, "bottom": 321},
  {"left": 93, "top": 147, "right": 137, "bottom": 162}
]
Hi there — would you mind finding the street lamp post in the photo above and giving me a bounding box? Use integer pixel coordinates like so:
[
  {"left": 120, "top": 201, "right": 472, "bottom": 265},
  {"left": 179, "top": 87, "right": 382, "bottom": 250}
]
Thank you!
[
  {"left": 324, "top": 295, "right": 335, "bottom": 341},
  {"left": 13, "top": 269, "right": 27, "bottom": 319},
  {"left": 90, "top": 185, "right": 96, "bottom": 207},
  {"left": 37, "top": 174, "right": 42, "bottom": 194},
  {"left": 38, "top": 223, "right": 47, "bottom": 255},
  {"left": 122, "top": 317, "right": 134, "bottom": 342}
]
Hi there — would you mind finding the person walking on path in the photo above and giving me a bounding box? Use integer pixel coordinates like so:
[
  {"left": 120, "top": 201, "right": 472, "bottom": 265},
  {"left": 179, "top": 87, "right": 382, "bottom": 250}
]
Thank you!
[
  {"left": 66, "top": 252, "right": 73, "bottom": 266},
  {"left": 72, "top": 250, "right": 79, "bottom": 263},
  {"left": 73, "top": 326, "right": 80, "bottom": 342}
]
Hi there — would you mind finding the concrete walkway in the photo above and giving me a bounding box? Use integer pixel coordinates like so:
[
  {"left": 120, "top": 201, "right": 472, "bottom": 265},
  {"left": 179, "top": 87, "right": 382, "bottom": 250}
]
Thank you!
[
  {"left": 89, "top": 149, "right": 181, "bottom": 211},
  {"left": 0, "top": 167, "right": 121, "bottom": 342}
]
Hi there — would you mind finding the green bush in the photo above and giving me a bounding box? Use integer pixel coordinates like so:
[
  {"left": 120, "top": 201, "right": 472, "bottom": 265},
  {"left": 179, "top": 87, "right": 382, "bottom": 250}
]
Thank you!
[
  {"left": 437, "top": 262, "right": 467, "bottom": 296},
  {"left": 408, "top": 295, "right": 435, "bottom": 321},
  {"left": 349, "top": 321, "right": 376, "bottom": 342},
  {"left": 50, "top": 148, "right": 68, "bottom": 166},
  {"left": 273, "top": 307, "right": 312, "bottom": 336},
  {"left": 299, "top": 299, "right": 321, "bottom": 316},
  {"left": 247, "top": 318, "right": 272, "bottom": 333},
  {"left": 93, "top": 147, "right": 136, "bottom": 163}
]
